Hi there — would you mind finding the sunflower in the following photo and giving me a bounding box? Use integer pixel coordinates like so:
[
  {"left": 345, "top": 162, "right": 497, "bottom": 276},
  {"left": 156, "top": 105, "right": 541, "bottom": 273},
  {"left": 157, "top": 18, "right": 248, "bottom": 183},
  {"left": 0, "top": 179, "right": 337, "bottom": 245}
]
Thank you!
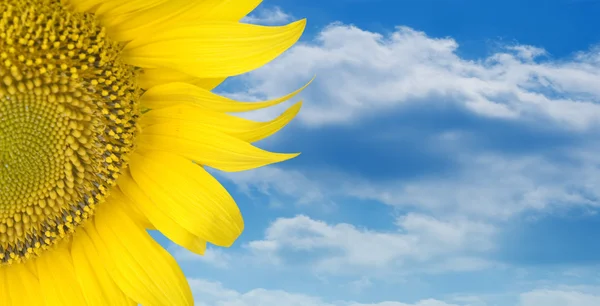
[{"left": 0, "top": 0, "right": 307, "bottom": 304}]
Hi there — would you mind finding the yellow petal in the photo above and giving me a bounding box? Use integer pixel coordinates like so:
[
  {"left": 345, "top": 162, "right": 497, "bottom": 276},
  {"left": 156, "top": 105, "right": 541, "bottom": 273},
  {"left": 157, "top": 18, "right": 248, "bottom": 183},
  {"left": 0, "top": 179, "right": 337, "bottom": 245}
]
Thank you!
[
  {"left": 138, "top": 122, "right": 298, "bottom": 172},
  {"left": 123, "top": 20, "right": 306, "bottom": 78},
  {"left": 112, "top": 187, "right": 155, "bottom": 230},
  {"left": 140, "top": 77, "right": 313, "bottom": 112},
  {"left": 36, "top": 245, "right": 87, "bottom": 306},
  {"left": 24, "top": 260, "right": 38, "bottom": 279},
  {"left": 105, "top": 0, "right": 262, "bottom": 42},
  {"left": 72, "top": 230, "right": 133, "bottom": 306},
  {"left": 4, "top": 264, "right": 45, "bottom": 306},
  {"left": 0, "top": 268, "right": 8, "bottom": 305},
  {"left": 128, "top": 150, "right": 244, "bottom": 247},
  {"left": 141, "top": 101, "right": 302, "bottom": 143},
  {"left": 117, "top": 174, "right": 207, "bottom": 255},
  {"left": 86, "top": 200, "right": 193, "bottom": 306},
  {"left": 139, "top": 68, "right": 226, "bottom": 90},
  {"left": 205, "top": 0, "right": 263, "bottom": 21}
]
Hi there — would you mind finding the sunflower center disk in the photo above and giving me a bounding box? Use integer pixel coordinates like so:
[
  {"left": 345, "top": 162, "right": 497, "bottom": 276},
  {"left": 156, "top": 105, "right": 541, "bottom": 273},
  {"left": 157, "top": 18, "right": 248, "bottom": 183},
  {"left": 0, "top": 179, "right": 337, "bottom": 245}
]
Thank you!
[{"left": 0, "top": 0, "right": 140, "bottom": 264}]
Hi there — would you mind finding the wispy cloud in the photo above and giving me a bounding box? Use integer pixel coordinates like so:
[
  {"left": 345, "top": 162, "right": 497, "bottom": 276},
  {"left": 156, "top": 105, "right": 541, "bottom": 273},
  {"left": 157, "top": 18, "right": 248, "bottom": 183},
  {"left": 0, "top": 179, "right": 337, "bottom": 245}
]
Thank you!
[
  {"left": 170, "top": 245, "right": 232, "bottom": 269},
  {"left": 519, "top": 289, "right": 600, "bottom": 306},
  {"left": 218, "top": 146, "right": 600, "bottom": 220},
  {"left": 190, "top": 277, "right": 600, "bottom": 306},
  {"left": 242, "top": 7, "right": 294, "bottom": 25}
]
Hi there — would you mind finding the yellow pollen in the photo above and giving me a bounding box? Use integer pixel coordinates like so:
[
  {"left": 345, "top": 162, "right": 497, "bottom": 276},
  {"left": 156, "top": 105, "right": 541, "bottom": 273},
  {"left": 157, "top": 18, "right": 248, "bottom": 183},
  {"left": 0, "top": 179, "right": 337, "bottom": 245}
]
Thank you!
[{"left": 0, "top": 0, "right": 141, "bottom": 264}]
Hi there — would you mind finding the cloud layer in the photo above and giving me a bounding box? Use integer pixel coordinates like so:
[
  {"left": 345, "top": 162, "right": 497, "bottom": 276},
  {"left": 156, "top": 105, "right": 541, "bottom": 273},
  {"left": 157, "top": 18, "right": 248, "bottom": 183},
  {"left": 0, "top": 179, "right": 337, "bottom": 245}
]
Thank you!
[
  {"left": 245, "top": 214, "right": 497, "bottom": 275},
  {"left": 194, "top": 13, "right": 600, "bottom": 306},
  {"left": 238, "top": 24, "right": 600, "bottom": 130},
  {"left": 190, "top": 278, "right": 461, "bottom": 306}
]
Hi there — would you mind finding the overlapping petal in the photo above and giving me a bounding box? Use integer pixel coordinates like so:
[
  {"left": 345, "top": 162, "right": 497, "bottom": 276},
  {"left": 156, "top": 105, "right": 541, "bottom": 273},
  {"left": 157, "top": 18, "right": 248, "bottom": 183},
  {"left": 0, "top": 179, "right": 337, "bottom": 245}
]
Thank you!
[
  {"left": 122, "top": 20, "right": 306, "bottom": 78},
  {"left": 1, "top": 0, "right": 308, "bottom": 304}
]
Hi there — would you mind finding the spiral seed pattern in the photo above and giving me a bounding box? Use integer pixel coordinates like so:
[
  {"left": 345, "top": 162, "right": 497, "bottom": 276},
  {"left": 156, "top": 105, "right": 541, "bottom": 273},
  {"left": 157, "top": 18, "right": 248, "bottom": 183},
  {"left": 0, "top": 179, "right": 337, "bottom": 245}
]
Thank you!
[{"left": 0, "top": 0, "right": 141, "bottom": 264}]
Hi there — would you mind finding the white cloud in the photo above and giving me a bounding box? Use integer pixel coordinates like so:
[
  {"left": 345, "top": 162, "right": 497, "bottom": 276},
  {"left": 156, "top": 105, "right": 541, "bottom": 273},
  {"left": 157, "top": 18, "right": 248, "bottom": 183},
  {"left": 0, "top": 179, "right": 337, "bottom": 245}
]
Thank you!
[
  {"left": 214, "top": 22, "right": 600, "bottom": 222},
  {"left": 218, "top": 146, "right": 600, "bottom": 220},
  {"left": 346, "top": 153, "right": 600, "bottom": 218},
  {"left": 190, "top": 278, "right": 459, "bottom": 306},
  {"left": 216, "top": 166, "right": 327, "bottom": 206},
  {"left": 237, "top": 24, "right": 600, "bottom": 130},
  {"left": 202, "top": 12, "right": 600, "bottom": 229},
  {"left": 242, "top": 7, "right": 294, "bottom": 25},
  {"left": 171, "top": 245, "right": 232, "bottom": 269},
  {"left": 245, "top": 214, "right": 497, "bottom": 275},
  {"left": 190, "top": 279, "right": 600, "bottom": 306},
  {"left": 204, "top": 19, "right": 600, "bottom": 306},
  {"left": 345, "top": 277, "right": 373, "bottom": 293},
  {"left": 347, "top": 302, "right": 460, "bottom": 306},
  {"left": 519, "top": 289, "right": 600, "bottom": 306}
]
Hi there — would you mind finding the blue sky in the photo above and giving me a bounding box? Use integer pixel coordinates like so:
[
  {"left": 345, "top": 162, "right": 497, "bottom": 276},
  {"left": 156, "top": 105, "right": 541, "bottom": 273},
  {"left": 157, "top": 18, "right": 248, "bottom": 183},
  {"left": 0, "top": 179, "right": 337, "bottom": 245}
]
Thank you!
[{"left": 162, "top": 1, "right": 600, "bottom": 305}]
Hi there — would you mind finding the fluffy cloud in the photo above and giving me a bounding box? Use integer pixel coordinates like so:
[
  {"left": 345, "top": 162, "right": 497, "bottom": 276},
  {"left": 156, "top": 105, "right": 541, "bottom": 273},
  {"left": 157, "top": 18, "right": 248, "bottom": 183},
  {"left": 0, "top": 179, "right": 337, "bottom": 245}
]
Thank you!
[
  {"left": 190, "top": 278, "right": 459, "bottom": 306},
  {"left": 191, "top": 278, "right": 600, "bottom": 306},
  {"left": 202, "top": 19, "right": 600, "bottom": 306},
  {"left": 191, "top": 279, "right": 329, "bottom": 306},
  {"left": 215, "top": 23, "right": 600, "bottom": 221},
  {"left": 519, "top": 289, "right": 600, "bottom": 306},
  {"left": 236, "top": 24, "right": 600, "bottom": 130},
  {"left": 189, "top": 278, "right": 600, "bottom": 306},
  {"left": 244, "top": 214, "right": 497, "bottom": 274}
]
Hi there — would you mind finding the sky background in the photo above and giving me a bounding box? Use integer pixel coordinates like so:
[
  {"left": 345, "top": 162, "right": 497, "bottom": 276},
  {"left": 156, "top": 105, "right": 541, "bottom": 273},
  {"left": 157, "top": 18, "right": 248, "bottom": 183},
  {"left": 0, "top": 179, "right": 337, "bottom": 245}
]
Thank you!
[{"left": 160, "top": 1, "right": 600, "bottom": 305}]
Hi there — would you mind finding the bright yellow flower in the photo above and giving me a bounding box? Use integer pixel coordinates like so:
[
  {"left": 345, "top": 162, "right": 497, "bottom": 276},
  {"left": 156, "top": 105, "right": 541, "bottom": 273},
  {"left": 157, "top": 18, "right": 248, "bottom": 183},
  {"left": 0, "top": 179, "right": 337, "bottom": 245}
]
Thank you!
[{"left": 0, "top": 0, "right": 307, "bottom": 304}]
